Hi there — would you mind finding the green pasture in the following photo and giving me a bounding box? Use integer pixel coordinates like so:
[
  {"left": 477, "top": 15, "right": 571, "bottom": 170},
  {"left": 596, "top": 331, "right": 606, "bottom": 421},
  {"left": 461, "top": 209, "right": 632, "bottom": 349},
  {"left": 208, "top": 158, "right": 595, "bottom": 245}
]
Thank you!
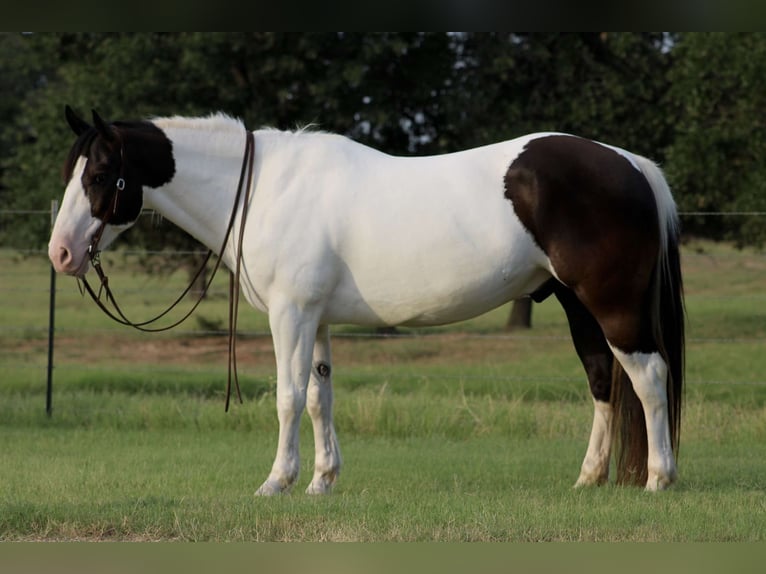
[{"left": 1, "top": 241, "right": 766, "bottom": 541}]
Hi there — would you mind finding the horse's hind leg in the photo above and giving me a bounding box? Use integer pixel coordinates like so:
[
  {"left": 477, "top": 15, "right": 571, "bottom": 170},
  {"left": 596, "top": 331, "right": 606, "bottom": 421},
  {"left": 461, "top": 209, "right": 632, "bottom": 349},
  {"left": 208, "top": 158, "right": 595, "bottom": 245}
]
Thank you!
[
  {"left": 560, "top": 285, "right": 677, "bottom": 490},
  {"left": 590, "top": 299, "right": 677, "bottom": 491},
  {"left": 608, "top": 343, "right": 677, "bottom": 491},
  {"left": 305, "top": 324, "right": 342, "bottom": 494},
  {"left": 554, "top": 285, "right": 614, "bottom": 487}
]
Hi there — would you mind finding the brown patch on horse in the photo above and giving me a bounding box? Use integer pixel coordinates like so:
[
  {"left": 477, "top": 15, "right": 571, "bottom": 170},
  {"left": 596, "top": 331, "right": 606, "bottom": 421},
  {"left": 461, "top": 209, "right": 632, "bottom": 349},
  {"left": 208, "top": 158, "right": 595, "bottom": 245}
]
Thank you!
[
  {"left": 504, "top": 135, "right": 686, "bottom": 487},
  {"left": 504, "top": 135, "right": 660, "bottom": 352}
]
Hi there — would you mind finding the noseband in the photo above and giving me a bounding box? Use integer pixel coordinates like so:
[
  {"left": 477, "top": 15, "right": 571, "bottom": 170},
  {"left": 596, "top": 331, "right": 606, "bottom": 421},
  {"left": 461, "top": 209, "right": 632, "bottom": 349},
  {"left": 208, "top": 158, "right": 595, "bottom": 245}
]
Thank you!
[{"left": 80, "top": 130, "right": 256, "bottom": 411}]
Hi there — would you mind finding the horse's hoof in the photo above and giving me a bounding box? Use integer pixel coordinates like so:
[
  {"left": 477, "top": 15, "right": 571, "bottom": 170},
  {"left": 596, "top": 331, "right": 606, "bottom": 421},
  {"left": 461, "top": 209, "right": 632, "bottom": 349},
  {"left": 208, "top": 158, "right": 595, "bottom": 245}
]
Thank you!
[
  {"left": 644, "top": 471, "right": 676, "bottom": 492},
  {"left": 255, "top": 478, "right": 290, "bottom": 496},
  {"left": 305, "top": 477, "right": 335, "bottom": 495},
  {"left": 573, "top": 471, "right": 608, "bottom": 488}
]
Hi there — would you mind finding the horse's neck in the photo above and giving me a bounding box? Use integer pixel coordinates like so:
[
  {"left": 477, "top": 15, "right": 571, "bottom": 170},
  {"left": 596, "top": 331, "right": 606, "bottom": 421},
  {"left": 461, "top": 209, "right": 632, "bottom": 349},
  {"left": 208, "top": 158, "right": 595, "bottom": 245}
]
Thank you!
[
  {"left": 143, "top": 125, "right": 341, "bottom": 262},
  {"left": 144, "top": 122, "right": 248, "bottom": 256}
]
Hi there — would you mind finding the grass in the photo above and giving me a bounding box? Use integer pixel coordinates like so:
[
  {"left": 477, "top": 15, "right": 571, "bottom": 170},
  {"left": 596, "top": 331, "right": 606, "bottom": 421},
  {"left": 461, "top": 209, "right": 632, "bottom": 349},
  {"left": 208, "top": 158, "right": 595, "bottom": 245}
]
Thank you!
[
  {"left": 1, "top": 239, "right": 766, "bottom": 541},
  {"left": 2, "top": 427, "right": 764, "bottom": 541}
]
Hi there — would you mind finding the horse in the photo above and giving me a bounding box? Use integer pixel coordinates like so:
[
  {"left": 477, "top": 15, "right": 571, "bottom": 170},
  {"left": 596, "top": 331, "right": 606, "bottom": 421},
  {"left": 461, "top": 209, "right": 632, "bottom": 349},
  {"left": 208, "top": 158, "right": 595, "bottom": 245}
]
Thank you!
[{"left": 49, "top": 106, "right": 685, "bottom": 494}]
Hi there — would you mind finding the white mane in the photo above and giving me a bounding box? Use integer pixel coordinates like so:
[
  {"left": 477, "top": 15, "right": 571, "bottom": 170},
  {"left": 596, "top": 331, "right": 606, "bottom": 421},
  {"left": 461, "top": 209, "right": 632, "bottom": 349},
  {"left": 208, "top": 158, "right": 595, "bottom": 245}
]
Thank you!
[
  {"left": 150, "top": 113, "right": 247, "bottom": 158},
  {"left": 152, "top": 112, "right": 245, "bottom": 134},
  {"left": 152, "top": 113, "right": 334, "bottom": 146}
]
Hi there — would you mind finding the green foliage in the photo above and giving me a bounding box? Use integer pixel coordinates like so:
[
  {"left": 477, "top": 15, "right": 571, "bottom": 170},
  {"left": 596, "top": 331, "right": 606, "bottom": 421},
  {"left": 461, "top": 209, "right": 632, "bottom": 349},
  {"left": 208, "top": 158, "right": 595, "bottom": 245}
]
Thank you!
[
  {"left": 0, "top": 33, "right": 672, "bottom": 249},
  {"left": 665, "top": 33, "right": 766, "bottom": 245},
  {"left": 3, "top": 32, "right": 766, "bottom": 253},
  {"left": 446, "top": 33, "right": 673, "bottom": 156}
]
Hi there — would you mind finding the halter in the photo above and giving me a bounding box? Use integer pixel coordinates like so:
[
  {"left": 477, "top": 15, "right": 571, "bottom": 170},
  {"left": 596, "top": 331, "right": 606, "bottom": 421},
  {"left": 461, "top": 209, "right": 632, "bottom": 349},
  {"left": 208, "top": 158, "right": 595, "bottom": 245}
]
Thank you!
[{"left": 80, "top": 129, "right": 256, "bottom": 411}]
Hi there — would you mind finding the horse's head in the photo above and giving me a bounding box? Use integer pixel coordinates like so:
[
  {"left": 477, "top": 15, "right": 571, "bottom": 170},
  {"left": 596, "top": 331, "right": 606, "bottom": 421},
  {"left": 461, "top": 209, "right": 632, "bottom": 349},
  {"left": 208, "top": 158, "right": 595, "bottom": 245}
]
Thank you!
[{"left": 48, "top": 106, "right": 174, "bottom": 276}]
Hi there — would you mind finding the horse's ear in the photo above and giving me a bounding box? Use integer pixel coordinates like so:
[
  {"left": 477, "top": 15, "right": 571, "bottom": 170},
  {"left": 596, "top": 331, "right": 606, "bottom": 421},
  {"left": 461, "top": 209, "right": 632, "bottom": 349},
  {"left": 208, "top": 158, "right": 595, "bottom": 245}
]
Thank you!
[
  {"left": 91, "top": 109, "right": 115, "bottom": 142},
  {"left": 65, "top": 105, "right": 90, "bottom": 136}
]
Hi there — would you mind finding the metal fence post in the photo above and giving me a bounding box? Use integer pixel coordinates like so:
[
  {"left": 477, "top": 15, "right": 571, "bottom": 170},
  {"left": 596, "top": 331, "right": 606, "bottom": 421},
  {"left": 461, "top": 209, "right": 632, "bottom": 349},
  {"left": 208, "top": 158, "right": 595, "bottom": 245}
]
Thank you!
[{"left": 47, "top": 199, "right": 58, "bottom": 416}]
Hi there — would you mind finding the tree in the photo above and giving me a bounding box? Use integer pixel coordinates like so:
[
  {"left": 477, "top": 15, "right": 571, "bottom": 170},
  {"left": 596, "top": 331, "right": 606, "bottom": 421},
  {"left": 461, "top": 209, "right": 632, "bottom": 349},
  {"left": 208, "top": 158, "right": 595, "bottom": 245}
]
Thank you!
[
  {"left": 506, "top": 297, "right": 533, "bottom": 330},
  {"left": 444, "top": 33, "right": 674, "bottom": 328},
  {"left": 0, "top": 32, "right": 67, "bottom": 247},
  {"left": 1, "top": 33, "right": 460, "bottom": 252},
  {"left": 1, "top": 33, "right": 678, "bottom": 245},
  {"left": 441, "top": 33, "right": 674, "bottom": 156},
  {"left": 1, "top": 32, "right": 684, "bottom": 331},
  {"left": 664, "top": 32, "right": 766, "bottom": 246}
]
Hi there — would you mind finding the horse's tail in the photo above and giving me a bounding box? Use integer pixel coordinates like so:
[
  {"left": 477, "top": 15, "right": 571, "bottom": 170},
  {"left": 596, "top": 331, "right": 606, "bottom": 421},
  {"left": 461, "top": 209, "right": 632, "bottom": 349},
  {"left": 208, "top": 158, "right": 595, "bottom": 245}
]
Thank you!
[{"left": 611, "top": 155, "right": 686, "bottom": 485}]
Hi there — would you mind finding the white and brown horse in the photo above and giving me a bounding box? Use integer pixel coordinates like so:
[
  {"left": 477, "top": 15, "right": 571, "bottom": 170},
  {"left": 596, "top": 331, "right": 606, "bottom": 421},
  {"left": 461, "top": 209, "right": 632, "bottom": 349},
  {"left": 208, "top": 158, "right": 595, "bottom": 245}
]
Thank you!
[{"left": 49, "top": 107, "right": 684, "bottom": 494}]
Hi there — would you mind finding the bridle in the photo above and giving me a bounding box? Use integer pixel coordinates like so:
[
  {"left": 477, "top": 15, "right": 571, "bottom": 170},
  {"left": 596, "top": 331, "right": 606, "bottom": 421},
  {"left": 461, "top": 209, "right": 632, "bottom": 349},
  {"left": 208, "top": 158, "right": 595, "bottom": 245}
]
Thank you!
[{"left": 80, "top": 129, "right": 256, "bottom": 411}]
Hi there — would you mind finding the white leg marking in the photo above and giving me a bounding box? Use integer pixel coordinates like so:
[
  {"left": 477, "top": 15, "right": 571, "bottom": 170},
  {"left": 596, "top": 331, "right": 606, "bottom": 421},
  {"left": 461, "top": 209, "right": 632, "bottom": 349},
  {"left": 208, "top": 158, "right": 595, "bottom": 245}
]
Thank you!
[
  {"left": 574, "top": 399, "right": 613, "bottom": 487},
  {"left": 305, "top": 325, "right": 342, "bottom": 495},
  {"left": 255, "top": 303, "right": 319, "bottom": 496},
  {"left": 609, "top": 346, "right": 677, "bottom": 491}
]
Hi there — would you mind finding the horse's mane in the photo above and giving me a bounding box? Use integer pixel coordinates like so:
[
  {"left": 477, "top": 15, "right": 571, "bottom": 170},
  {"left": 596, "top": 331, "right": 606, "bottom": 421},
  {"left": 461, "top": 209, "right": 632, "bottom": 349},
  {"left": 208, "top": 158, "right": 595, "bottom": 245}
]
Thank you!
[{"left": 151, "top": 113, "right": 244, "bottom": 134}]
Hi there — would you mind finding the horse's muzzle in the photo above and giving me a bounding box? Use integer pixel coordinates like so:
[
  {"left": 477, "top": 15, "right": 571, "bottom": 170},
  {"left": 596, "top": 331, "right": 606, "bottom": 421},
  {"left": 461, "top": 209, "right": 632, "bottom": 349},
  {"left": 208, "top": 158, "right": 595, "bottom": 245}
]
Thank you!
[{"left": 48, "top": 241, "right": 90, "bottom": 277}]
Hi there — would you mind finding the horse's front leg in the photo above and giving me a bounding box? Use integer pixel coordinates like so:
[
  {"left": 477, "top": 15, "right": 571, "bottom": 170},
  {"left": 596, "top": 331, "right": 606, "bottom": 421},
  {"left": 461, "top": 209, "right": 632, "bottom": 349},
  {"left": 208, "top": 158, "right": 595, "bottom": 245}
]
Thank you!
[
  {"left": 255, "top": 301, "right": 319, "bottom": 496},
  {"left": 305, "top": 324, "right": 342, "bottom": 494}
]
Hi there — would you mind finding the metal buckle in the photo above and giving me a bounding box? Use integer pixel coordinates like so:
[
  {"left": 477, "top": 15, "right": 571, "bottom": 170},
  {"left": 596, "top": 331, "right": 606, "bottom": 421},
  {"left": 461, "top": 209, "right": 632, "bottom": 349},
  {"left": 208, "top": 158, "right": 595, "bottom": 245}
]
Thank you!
[
  {"left": 88, "top": 244, "right": 101, "bottom": 266},
  {"left": 116, "top": 177, "right": 126, "bottom": 191}
]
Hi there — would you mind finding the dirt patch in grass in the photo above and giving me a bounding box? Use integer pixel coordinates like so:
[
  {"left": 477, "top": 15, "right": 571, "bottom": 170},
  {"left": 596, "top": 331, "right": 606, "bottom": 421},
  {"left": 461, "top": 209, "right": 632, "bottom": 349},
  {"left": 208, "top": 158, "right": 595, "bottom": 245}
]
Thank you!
[{"left": 6, "top": 330, "right": 572, "bottom": 372}]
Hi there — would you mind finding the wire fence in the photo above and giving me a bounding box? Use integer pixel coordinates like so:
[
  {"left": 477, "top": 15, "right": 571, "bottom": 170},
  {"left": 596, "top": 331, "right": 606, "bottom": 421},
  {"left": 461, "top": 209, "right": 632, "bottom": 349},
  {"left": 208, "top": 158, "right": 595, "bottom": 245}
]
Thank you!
[{"left": 3, "top": 206, "right": 766, "bottom": 413}]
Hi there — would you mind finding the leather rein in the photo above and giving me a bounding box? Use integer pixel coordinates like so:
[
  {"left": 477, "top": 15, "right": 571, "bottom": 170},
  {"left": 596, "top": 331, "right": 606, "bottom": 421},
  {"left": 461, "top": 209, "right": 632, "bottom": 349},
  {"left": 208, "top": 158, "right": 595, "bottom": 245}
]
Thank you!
[{"left": 80, "top": 130, "right": 255, "bottom": 411}]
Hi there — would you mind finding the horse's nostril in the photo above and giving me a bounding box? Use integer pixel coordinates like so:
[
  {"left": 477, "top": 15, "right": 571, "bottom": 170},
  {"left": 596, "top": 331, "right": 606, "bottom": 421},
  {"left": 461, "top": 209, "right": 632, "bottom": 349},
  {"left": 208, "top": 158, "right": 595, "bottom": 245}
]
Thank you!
[{"left": 57, "top": 245, "right": 73, "bottom": 268}]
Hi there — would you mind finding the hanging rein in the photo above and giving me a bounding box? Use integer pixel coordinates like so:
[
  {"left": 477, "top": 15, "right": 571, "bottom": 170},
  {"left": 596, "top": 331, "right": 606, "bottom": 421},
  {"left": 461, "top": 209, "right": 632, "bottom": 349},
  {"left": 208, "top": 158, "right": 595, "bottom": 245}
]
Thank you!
[{"left": 80, "top": 129, "right": 256, "bottom": 411}]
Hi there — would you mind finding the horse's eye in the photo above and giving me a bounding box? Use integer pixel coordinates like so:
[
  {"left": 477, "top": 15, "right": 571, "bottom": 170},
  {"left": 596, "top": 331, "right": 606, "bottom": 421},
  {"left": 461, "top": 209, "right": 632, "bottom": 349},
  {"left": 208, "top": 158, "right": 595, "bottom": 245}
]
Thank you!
[{"left": 94, "top": 173, "right": 107, "bottom": 186}]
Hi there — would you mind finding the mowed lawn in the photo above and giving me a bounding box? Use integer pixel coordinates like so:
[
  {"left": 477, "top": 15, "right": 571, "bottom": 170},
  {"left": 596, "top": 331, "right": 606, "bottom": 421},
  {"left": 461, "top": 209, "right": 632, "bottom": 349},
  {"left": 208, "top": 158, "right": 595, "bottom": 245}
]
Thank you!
[{"left": 1, "top": 240, "right": 766, "bottom": 541}]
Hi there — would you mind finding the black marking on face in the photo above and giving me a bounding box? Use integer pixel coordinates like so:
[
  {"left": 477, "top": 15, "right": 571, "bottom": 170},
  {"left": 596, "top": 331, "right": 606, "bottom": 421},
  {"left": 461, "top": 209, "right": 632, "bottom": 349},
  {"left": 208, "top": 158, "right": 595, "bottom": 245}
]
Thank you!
[{"left": 63, "top": 107, "right": 175, "bottom": 226}]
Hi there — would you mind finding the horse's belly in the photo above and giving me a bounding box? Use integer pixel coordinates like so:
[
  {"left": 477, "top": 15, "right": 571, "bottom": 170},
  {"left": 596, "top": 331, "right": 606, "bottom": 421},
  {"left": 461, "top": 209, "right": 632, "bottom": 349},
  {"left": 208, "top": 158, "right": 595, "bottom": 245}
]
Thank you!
[
  {"left": 323, "top": 253, "right": 551, "bottom": 327},
  {"left": 398, "top": 267, "right": 551, "bottom": 326}
]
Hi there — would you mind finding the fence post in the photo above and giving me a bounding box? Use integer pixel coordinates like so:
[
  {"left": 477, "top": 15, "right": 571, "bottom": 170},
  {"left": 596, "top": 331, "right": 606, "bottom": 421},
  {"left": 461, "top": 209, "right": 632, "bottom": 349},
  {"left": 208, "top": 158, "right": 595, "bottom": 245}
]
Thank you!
[{"left": 47, "top": 199, "right": 58, "bottom": 417}]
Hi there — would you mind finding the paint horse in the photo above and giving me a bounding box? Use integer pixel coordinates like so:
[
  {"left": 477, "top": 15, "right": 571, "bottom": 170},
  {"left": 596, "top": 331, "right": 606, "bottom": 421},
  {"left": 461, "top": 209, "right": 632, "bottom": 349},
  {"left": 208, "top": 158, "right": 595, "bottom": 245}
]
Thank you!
[{"left": 49, "top": 107, "right": 684, "bottom": 494}]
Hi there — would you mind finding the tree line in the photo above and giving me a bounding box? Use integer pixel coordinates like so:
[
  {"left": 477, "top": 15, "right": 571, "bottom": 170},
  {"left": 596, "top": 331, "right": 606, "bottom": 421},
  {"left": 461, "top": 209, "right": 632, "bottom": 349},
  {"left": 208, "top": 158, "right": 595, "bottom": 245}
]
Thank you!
[{"left": 2, "top": 32, "right": 765, "bottom": 252}]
